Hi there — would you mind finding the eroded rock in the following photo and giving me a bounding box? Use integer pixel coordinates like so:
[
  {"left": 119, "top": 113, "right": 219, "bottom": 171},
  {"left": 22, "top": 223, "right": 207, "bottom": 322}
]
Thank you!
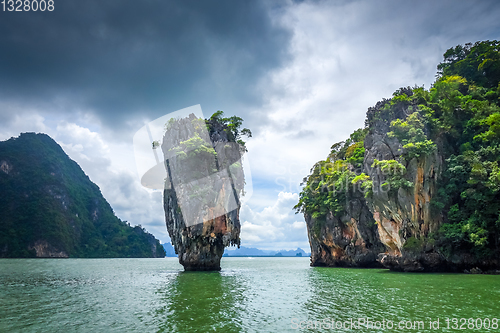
[{"left": 162, "top": 114, "right": 244, "bottom": 271}]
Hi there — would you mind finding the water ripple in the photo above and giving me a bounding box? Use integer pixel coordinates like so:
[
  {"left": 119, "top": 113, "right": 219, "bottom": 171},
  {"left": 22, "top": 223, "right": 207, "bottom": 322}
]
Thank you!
[{"left": 1, "top": 258, "right": 499, "bottom": 332}]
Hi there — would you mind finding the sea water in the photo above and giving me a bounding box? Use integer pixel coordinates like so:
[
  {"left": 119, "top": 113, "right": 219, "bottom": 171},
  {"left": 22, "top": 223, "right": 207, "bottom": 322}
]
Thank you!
[{"left": 1, "top": 257, "right": 499, "bottom": 332}]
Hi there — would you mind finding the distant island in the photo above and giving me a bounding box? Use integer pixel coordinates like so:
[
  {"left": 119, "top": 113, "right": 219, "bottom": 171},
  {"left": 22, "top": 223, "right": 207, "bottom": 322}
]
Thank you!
[
  {"left": 223, "top": 246, "right": 311, "bottom": 257},
  {"left": 0, "top": 133, "right": 165, "bottom": 258},
  {"left": 162, "top": 243, "right": 310, "bottom": 257},
  {"left": 162, "top": 242, "right": 177, "bottom": 257}
]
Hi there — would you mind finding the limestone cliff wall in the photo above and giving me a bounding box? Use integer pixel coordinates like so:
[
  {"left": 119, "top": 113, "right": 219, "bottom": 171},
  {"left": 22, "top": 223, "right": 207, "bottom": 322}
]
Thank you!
[
  {"left": 29, "top": 240, "right": 69, "bottom": 258},
  {"left": 363, "top": 125, "right": 444, "bottom": 271},
  {"left": 306, "top": 193, "right": 385, "bottom": 268},
  {"left": 306, "top": 104, "right": 448, "bottom": 271}
]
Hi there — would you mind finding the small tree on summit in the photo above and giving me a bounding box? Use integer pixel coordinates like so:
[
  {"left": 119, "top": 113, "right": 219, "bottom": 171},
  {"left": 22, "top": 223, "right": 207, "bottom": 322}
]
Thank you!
[{"left": 208, "top": 110, "right": 252, "bottom": 151}]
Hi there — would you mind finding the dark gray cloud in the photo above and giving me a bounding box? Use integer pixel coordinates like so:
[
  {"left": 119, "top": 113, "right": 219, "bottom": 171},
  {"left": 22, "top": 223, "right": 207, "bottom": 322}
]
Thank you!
[{"left": 0, "top": 0, "right": 291, "bottom": 130}]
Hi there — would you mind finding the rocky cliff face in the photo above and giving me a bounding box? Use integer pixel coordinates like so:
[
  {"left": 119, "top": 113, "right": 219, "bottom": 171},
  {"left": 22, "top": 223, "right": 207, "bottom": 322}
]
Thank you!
[
  {"left": 363, "top": 103, "right": 499, "bottom": 272},
  {"left": 363, "top": 104, "right": 444, "bottom": 271},
  {"left": 29, "top": 240, "right": 69, "bottom": 258},
  {"left": 162, "top": 114, "right": 243, "bottom": 271},
  {"left": 303, "top": 97, "right": 453, "bottom": 271},
  {"left": 306, "top": 191, "right": 385, "bottom": 268}
]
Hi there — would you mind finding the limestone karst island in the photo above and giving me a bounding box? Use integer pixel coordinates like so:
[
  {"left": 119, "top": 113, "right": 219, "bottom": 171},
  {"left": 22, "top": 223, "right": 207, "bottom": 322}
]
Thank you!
[
  {"left": 161, "top": 111, "right": 250, "bottom": 270},
  {"left": 295, "top": 41, "right": 500, "bottom": 273}
]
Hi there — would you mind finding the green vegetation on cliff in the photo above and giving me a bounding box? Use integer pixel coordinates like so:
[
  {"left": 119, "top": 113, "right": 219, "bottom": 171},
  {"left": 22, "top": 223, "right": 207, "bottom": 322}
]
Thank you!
[
  {"left": 0, "top": 133, "right": 166, "bottom": 258},
  {"left": 207, "top": 110, "right": 252, "bottom": 151},
  {"left": 294, "top": 129, "right": 367, "bottom": 221},
  {"left": 296, "top": 40, "right": 500, "bottom": 263}
]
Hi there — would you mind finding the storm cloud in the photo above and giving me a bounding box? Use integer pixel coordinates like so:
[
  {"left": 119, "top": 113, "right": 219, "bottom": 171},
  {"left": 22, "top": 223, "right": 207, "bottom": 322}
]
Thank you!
[{"left": 0, "top": 0, "right": 291, "bottom": 131}]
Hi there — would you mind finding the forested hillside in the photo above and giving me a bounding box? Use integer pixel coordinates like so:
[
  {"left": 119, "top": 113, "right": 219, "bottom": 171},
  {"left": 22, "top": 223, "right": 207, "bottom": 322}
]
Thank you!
[{"left": 0, "top": 133, "right": 166, "bottom": 258}]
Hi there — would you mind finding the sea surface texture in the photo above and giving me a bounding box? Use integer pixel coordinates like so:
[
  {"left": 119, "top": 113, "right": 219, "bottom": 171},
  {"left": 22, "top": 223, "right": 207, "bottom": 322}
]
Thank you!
[{"left": 1, "top": 257, "right": 499, "bottom": 332}]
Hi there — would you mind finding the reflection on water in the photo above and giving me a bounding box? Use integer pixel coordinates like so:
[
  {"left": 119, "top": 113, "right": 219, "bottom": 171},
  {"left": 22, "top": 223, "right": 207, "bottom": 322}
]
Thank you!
[
  {"left": 302, "top": 267, "right": 500, "bottom": 332},
  {"left": 152, "top": 271, "right": 245, "bottom": 332},
  {"left": 1, "top": 258, "right": 499, "bottom": 332}
]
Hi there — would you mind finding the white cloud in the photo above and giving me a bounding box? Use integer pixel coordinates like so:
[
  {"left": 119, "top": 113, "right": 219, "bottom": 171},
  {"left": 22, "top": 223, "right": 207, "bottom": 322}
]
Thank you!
[
  {"left": 0, "top": 103, "right": 48, "bottom": 140},
  {"left": 292, "top": 221, "right": 306, "bottom": 230},
  {"left": 239, "top": 191, "right": 309, "bottom": 251}
]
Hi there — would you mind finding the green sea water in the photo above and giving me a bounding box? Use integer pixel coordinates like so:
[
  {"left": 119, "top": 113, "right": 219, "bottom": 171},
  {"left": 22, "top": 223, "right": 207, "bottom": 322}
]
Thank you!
[{"left": 0, "top": 257, "right": 499, "bottom": 332}]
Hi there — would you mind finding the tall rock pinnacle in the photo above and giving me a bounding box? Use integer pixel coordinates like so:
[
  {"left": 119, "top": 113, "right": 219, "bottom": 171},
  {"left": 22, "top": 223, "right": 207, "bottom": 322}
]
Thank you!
[{"left": 162, "top": 113, "right": 246, "bottom": 270}]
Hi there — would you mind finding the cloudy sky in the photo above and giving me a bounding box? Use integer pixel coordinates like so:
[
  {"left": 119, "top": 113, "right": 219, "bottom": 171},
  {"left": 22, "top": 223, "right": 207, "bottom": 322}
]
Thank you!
[{"left": 1, "top": 0, "right": 500, "bottom": 251}]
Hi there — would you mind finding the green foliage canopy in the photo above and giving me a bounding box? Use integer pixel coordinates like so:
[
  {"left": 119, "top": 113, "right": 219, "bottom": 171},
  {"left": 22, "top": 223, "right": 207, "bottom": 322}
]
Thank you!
[{"left": 209, "top": 110, "right": 252, "bottom": 151}]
